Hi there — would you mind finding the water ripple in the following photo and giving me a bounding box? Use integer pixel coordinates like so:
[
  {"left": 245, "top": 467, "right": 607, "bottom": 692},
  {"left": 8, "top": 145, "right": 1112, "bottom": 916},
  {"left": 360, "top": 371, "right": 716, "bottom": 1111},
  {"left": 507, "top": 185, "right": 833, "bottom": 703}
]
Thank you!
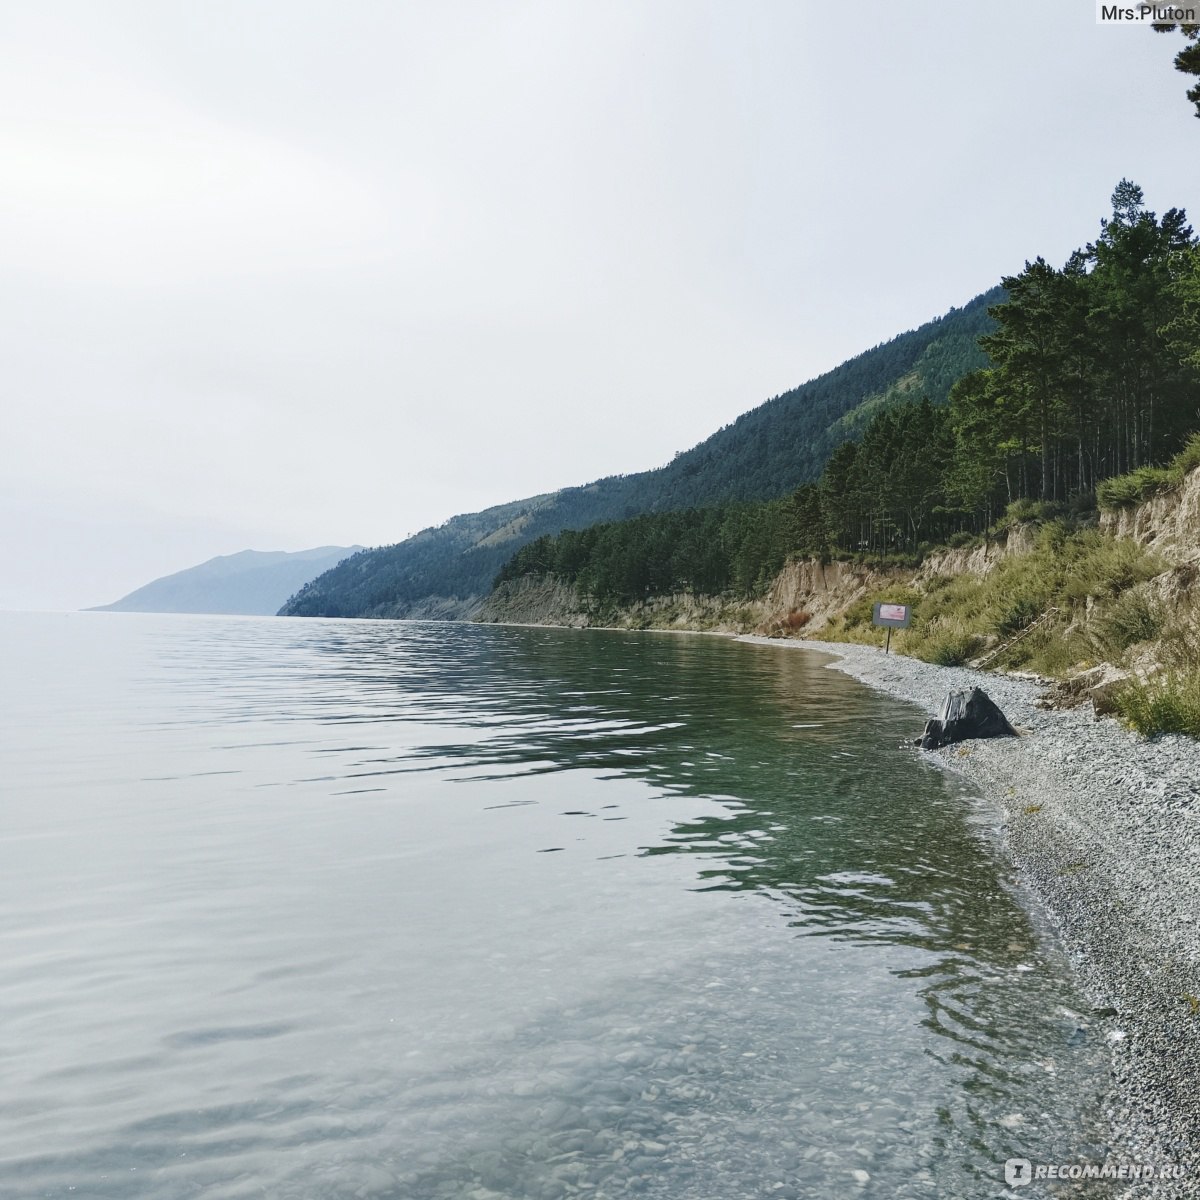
[{"left": 0, "top": 614, "right": 1113, "bottom": 1200}]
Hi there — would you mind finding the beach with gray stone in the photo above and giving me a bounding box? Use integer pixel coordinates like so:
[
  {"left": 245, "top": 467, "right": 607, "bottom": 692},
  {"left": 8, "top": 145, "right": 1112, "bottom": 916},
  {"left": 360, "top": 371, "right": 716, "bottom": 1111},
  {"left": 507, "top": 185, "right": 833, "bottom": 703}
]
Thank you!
[{"left": 741, "top": 637, "right": 1200, "bottom": 1199}]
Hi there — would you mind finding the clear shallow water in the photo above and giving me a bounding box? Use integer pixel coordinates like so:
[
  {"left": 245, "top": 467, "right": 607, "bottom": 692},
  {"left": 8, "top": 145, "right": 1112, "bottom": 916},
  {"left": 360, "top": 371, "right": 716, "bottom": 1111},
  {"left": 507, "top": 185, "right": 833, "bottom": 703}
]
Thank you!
[{"left": 0, "top": 613, "right": 1110, "bottom": 1199}]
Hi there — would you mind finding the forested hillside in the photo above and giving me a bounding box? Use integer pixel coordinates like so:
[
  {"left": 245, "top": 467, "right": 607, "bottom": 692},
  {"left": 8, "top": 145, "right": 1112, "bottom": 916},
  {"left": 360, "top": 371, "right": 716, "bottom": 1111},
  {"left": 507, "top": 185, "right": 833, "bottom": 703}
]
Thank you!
[
  {"left": 496, "top": 183, "right": 1200, "bottom": 609},
  {"left": 282, "top": 290, "right": 999, "bottom": 617}
]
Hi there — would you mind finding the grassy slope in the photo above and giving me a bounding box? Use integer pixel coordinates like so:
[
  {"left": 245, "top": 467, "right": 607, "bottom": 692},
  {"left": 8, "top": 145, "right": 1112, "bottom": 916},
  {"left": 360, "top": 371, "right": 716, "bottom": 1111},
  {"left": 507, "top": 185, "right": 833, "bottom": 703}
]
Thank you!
[
  {"left": 817, "top": 524, "right": 1168, "bottom": 674},
  {"left": 814, "top": 443, "right": 1200, "bottom": 738}
]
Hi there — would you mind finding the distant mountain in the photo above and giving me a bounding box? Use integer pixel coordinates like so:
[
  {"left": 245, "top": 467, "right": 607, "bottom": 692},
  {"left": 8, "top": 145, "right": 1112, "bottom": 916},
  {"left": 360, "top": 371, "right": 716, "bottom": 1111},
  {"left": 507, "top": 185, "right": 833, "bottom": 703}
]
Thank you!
[
  {"left": 94, "top": 546, "right": 362, "bottom": 616},
  {"left": 281, "top": 287, "right": 1002, "bottom": 620}
]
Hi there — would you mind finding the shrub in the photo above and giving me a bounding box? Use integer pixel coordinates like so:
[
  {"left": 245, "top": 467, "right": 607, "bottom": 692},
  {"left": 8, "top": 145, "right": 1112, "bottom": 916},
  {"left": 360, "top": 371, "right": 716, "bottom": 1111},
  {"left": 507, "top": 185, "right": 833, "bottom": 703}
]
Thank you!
[
  {"left": 1023, "top": 628, "right": 1089, "bottom": 676},
  {"left": 784, "top": 609, "right": 812, "bottom": 629},
  {"left": 1064, "top": 535, "right": 1161, "bottom": 599},
  {"left": 1003, "top": 498, "right": 1068, "bottom": 525},
  {"left": 1068, "top": 490, "right": 1098, "bottom": 518},
  {"left": 1170, "top": 432, "right": 1200, "bottom": 479},
  {"left": 837, "top": 595, "right": 876, "bottom": 630},
  {"left": 1092, "top": 590, "right": 1163, "bottom": 655},
  {"left": 918, "top": 632, "right": 985, "bottom": 666},
  {"left": 1097, "top": 465, "right": 1175, "bottom": 510},
  {"left": 1113, "top": 674, "right": 1200, "bottom": 738},
  {"left": 995, "top": 594, "right": 1044, "bottom": 637},
  {"left": 1095, "top": 439, "right": 1200, "bottom": 513},
  {"left": 1158, "top": 619, "right": 1200, "bottom": 672}
]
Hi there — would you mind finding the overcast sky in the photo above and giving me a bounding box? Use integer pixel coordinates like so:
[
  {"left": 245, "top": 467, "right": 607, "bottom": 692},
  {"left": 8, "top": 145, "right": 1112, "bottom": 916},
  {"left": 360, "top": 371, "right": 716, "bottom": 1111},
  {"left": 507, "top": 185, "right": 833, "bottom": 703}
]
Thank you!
[{"left": 3, "top": 2, "right": 1198, "bottom": 610}]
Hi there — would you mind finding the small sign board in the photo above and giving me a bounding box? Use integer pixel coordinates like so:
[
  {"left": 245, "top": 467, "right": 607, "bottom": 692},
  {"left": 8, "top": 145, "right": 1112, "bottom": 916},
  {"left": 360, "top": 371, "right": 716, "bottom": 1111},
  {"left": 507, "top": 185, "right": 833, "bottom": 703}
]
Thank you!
[{"left": 872, "top": 602, "right": 912, "bottom": 629}]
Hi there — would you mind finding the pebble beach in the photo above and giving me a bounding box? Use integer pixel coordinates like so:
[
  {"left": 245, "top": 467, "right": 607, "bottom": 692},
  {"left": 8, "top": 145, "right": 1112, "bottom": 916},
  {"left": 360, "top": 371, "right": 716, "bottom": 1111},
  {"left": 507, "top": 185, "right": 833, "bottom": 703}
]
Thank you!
[{"left": 740, "top": 637, "right": 1200, "bottom": 1198}]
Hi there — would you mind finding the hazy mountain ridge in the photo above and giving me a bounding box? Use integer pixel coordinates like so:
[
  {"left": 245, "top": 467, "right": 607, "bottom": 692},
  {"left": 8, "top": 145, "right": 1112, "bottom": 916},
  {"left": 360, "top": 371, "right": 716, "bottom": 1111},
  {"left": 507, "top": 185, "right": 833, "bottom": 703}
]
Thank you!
[
  {"left": 280, "top": 288, "right": 1001, "bottom": 619},
  {"left": 94, "top": 546, "right": 362, "bottom": 615}
]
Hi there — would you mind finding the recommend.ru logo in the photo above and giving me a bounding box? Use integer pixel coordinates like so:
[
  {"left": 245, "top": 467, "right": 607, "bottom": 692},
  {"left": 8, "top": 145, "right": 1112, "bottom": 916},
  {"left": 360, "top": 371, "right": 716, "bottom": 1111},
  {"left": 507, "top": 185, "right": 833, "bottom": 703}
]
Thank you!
[{"left": 1004, "top": 1157, "right": 1187, "bottom": 1187}]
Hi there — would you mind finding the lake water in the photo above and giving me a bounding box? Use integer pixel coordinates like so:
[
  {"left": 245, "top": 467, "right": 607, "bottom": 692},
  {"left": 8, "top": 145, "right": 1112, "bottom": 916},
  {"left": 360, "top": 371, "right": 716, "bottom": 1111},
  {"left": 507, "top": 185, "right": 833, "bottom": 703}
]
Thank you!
[{"left": 1, "top": 613, "right": 1111, "bottom": 1199}]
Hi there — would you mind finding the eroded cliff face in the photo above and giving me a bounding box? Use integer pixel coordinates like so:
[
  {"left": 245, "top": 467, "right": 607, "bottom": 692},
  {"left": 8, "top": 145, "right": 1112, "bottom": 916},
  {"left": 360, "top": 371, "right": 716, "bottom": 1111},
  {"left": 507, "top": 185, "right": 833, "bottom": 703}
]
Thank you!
[
  {"left": 759, "top": 527, "right": 1038, "bottom": 634},
  {"left": 476, "top": 576, "right": 591, "bottom": 627},
  {"left": 475, "top": 528, "right": 1039, "bottom": 633},
  {"left": 1100, "top": 466, "right": 1200, "bottom": 563},
  {"left": 474, "top": 471, "right": 1200, "bottom": 640},
  {"left": 359, "top": 594, "right": 484, "bottom": 620},
  {"left": 477, "top": 575, "right": 772, "bottom": 632},
  {"left": 759, "top": 560, "right": 886, "bottom": 632},
  {"left": 478, "top": 559, "right": 905, "bottom": 635},
  {"left": 919, "top": 523, "right": 1035, "bottom": 578}
]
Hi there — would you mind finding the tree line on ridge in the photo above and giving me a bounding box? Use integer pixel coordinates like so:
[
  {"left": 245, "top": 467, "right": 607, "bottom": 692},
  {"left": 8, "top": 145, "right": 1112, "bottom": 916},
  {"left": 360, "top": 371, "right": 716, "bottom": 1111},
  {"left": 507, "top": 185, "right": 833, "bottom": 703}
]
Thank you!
[{"left": 495, "top": 183, "right": 1200, "bottom": 607}]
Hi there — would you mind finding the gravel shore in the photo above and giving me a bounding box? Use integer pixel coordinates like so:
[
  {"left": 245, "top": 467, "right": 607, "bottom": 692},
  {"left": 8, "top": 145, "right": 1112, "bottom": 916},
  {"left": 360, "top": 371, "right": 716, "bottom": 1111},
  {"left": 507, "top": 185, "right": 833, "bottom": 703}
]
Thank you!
[{"left": 738, "top": 637, "right": 1200, "bottom": 1198}]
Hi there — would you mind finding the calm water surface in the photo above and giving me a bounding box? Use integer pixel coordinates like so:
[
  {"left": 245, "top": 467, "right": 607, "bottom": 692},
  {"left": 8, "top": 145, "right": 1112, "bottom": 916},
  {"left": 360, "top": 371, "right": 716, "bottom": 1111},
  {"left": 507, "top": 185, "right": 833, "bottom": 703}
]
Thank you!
[{"left": 1, "top": 613, "right": 1110, "bottom": 1199}]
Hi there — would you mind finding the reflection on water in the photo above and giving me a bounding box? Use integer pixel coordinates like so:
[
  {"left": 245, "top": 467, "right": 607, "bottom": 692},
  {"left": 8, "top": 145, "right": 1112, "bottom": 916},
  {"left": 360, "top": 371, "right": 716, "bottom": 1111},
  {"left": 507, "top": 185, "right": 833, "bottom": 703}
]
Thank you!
[{"left": 0, "top": 614, "right": 1109, "bottom": 1199}]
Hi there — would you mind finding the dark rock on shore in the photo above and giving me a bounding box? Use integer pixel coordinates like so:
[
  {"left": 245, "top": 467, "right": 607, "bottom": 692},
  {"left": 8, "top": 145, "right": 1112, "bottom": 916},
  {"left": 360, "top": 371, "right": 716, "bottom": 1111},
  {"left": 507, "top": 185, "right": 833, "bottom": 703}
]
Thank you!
[{"left": 917, "top": 687, "right": 1018, "bottom": 750}]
